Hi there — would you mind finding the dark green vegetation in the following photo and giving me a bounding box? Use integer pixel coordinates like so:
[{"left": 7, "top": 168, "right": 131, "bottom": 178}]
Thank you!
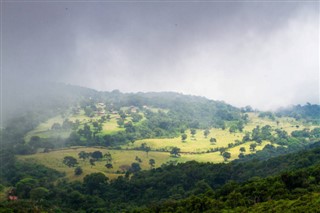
[{"left": 1, "top": 83, "right": 320, "bottom": 212}]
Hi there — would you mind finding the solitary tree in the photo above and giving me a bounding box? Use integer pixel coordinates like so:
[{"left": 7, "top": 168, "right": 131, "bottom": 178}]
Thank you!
[
  {"left": 78, "top": 151, "right": 89, "bottom": 161},
  {"left": 170, "top": 147, "right": 181, "bottom": 157},
  {"left": 91, "top": 151, "right": 103, "bottom": 160},
  {"left": 219, "top": 147, "right": 227, "bottom": 155},
  {"left": 149, "top": 158, "right": 156, "bottom": 168},
  {"left": 210, "top": 137, "right": 217, "bottom": 144},
  {"left": 190, "top": 129, "right": 197, "bottom": 138},
  {"left": 239, "top": 147, "right": 246, "bottom": 153},
  {"left": 104, "top": 152, "right": 112, "bottom": 164},
  {"left": 204, "top": 129, "right": 210, "bottom": 138},
  {"left": 135, "top": 156, "right": 142, "bottom": 163},
  {"left": 63, "top": 156, "right": 78, "bottom": 167},
  {"left": 130, "top": 162, "right": 141, "bottom": 173},
  {"left": 145, "top": 146, "right": 151, "bottom": 157},
  {"left": 105, "top": 163, "right": 113, "bottom": 169},
  {"left": 74, "top": 166, "right": 83, "bottom": 176},
  {"left": 222, "top": 152, "right": 231, "bottom": 162},
  {"left": 89, "top": 159, "right": 96, "bottom": 167},
  {"left": 181, "top": 133, "right": 187, "bottom": 142}
]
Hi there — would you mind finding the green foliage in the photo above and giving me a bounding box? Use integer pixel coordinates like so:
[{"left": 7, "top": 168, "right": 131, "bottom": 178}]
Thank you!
[
  {"left": 181, "top": 133, "right": 187, "bottom": 141},
  {"left": 210, "top": 137, "right": 217, "bottom": 143},
  {"left": 222, "top": 152, "right": 231, "bottom": 161},
  {"left": 276, "top": 103, "right": 320, "bottom": 124},
  {"left": 91, "top": 151, "right": 103, "bottom": 160},
  {"left": 170, "top": 147, "right": 181, "bottom": 157},
  {"left": 16, "top": 178, "right": 38, "bottom": 198},
  {"left": 30, "top": 187, "right": 49, "bottom": 201},
  {"left": 83, "top": 172, "right": 109, "bottom": 195},
  {"left": 74, "top": 167, "right": 83, "bottom": 176},
  {"left": 149, "top": 159, "right": 156, "bottom": 168},
  {"left": 130, "top": 163, "right": 141, "bottom": 173},
  {"left": 204, "top": 129, "right": 210, "bottom": 138},
  {"left": 63, "top": 156, "right": 78, "bottom": 167}
]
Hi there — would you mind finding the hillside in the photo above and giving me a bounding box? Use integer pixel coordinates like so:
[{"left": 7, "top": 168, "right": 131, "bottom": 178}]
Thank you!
[{"left": 1, "top": 83, "right": 319, "bottom": 212}]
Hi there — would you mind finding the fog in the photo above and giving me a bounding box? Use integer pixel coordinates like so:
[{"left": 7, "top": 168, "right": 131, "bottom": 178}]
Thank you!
[{"left": 1, "top": 1, "right": 319, "bottom": 110}]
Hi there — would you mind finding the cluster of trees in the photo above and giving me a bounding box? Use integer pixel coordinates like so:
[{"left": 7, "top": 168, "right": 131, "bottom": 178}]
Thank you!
[
  {"left": 276, "top": 103, "right": 320, "bottom": 124},
  {"left": 63, "top": 150, "right": 115, "bottom": 172}
]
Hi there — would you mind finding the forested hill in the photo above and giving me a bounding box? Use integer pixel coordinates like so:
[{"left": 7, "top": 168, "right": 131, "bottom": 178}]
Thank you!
[
  {"left": 276, "top": 103, "right": 320, "bottom": 124},
  {"left": 3, "top": 82, "right": 240, "bottom": 129}
]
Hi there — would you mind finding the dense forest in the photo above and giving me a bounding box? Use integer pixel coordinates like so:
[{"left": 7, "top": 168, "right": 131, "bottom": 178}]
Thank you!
[{"left": 1, "top": 83, "right": 320, "bottom": 212}]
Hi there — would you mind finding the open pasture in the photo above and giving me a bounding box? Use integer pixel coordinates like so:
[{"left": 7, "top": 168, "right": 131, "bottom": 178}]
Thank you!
[
  {"left": 124, "top": 128, "right": 245, "bottom": 153},
  {"left": 18, "top": 147, "right": 172, "bottom": 181}
]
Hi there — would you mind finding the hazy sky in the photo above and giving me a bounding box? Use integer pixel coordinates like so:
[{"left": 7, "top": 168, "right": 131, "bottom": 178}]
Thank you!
[{"left": 2, "top": 1, "right": 319, "bottom": 110}]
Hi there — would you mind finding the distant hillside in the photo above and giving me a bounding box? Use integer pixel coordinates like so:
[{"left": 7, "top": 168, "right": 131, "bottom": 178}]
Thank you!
[{"left": 276, "top": 103, "right": 320, "bottom": 124}]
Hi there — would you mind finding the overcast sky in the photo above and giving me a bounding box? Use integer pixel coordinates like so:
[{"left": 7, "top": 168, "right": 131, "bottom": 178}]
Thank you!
[{"left": 2, "top": 1, "right": 319, "bottom": 110}]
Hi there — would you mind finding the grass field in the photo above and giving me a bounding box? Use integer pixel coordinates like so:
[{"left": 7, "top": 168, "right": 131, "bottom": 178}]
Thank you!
[
  {"left": 18, "top": 147, "right": 175, "bottom": 181},
  {"left": 124, "top": 128, "right": 244, "bottom": 153}
]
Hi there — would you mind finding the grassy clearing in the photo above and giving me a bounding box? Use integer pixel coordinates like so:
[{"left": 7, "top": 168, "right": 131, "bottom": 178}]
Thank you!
[
  {"left": 228, "top": 140, "right": 272, "bottom": 160},
  {"left": 244, "top": 113, "right": 313, "bottom": 134},
  {"left": 24, "top": 116, "right": 67, "bottom": 142},
  {"left": 124, "top": 128, "right": 244, "bottom": 153},
  {"left": 18, "top": 147, "right": 173, "bottom": 181}
]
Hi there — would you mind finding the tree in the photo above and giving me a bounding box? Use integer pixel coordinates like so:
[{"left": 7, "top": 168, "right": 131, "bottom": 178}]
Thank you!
[
  {"left": 83, "top": 172, "right": 109, "bottom": 195},
  {"left": 238, "top": 153, "right": 245, "bottom": 159},
  {"left": 74, "top": 166, "right": 83, "bottom": 176},
  {"left": 117, "top": 118, "right": 125, "bottom": 127},
  {"left": 237, "top": 121, "right": 245, "bottom": 132},
  {"left": 181, "top": 133, "right": 187, "bottom": 142},
  {"left": 82, "top": 124, "right": 92, "bottom": 140},
  {"left": 219, "top": 147, "right": 227, "bottom": 155},
  {"left": 131, "top": 113, "right": 143, "bottom": 123},
  {"left": 204, "top": 129, "right": 210, "bottom": 138},
  {"left": 89, "top": 158, "right": 96, "bottom": 167},
  {"left": 91, "top": 151, "right": 103, "bottom": 160},
  {"left": 149, "top": 158, "right": 156, "bottom": 168},
  {"left": 78, "top": 151, "right": 89, "bottom": 161},
  {"left": 105, "top": 163, "right": 113, "bottom": 169},
  {"left": 92, "top": 121, "right": 102, "bottom": 133},
  {"left": 104, "top": 152, "right": 112, "bottom": 164},
  {"left": 229, "top": 125, "right": 237, "bottom": 133},
  {"left": 125, "top": 122, "right": 136, "bottom": 133},
  {"left": 63, "top": 156, "right": 78, "bottom": 167},
  {"left": 222, "top": 152, "right": 231, "bottom": 161},
  {"left": 135, "top": 156, "right": 142, "bottom": 163},
  {"left": 242, "top": 132, "right": 251, "bottom": 142},
  {"left": 145, "top": 146, "right": 151, "bottom": 157},
  {"left": 130, "top": 162, "right": 141, "bottom": 173},
  {"left": 250, "top": 143, "right": 257, "bottom": 152},
  {"left": 190, "top": 129, "right": 197, "bottom": 138},
  {"left": 210, "top": 137, "right": 217, "bottom": 144},
  {"left": 170, "top": 147, "right": 181, "bottom": 157},
  {"left": 16, "top": 178, "right": 38, "bottom": 198},
  {"left": 239, "top": 147, "right": 246, "bottom": 153}
]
